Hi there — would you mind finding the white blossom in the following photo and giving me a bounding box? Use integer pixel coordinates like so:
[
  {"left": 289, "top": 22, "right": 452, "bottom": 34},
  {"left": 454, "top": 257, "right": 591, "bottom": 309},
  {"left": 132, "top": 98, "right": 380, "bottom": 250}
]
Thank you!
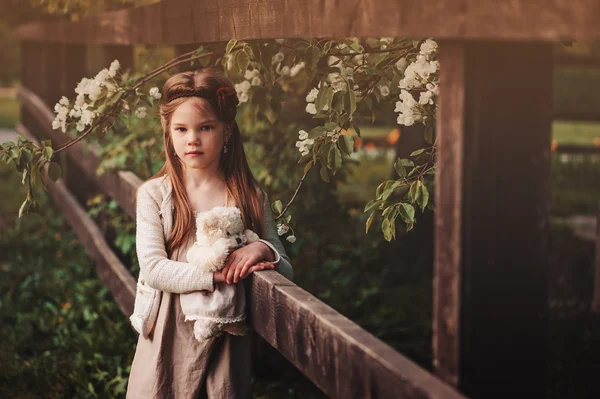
[
  {"left": 379, "top": 85, "right": 390, "bottom": 97},
  {"left": 244, "top": 69, "right": 260, "bottom": 80},
  {"left": 149, "top": 87, "right": 162, "bottom": 100},
  {"left": 94, "top": 68, "right": 110, "bottom": 85},
  {"left": 238, "top": 92, "right": 249, "bottom": 103},
  {"left": 59, "top": 96, "right": 69, "bottom": 106},
  {"left": 305, "top": 103, "right": 317, "bottom": 115},
  {"left": 419, "top": 91, "right": 434, "bottom": 105},
  {"left": 419, "top": 39, "right": 438, "bottom": 56},
  {"left": 272, "top": 52, "right": 284, "bottom": 65},
  {"left": 395, "top": 57, "right": 408, "bottom": 72},
  {"left": 277, "top": 223, "right": 289, "bottom": 236},
  {"left": 274, "top": 38, "right": 285, "bottom": 45},
  {"left": 108, "top": 59, "right": 120, "bottom": 77},
  {"left": 251, "top": 76, "right": 262, "bottom": 86},
  {"left": 298, "top": 130, "right": 308, "bottom": 140},
  {"left": 395, "top": 89, "right": 422, "bottom": 126},
  {"left": 135, "top": 106, "right": 147, "bottom": 119},
  {"left": 296, "top": 137, "right": 315, "bottom": 156},
  {"left": 305, "top": 88, "right": 319, "bottom": 103},
  {"left": 290, "top": 62, "right": 305, "bottom": 77},
  {"left": 327, "top": 130, "right": 340, "bottom": 142},
  {"left": 328, "top": 73, "right": 346, "bottom": 92},
  {"left": 280, "top": 66, "right": 290, "bottom": 76},
  {"left": 426, "top": 82, "right": 439, "bottom": 96},
  {"left": 286, "top": 235, "right": 297, "bottom": 243}
]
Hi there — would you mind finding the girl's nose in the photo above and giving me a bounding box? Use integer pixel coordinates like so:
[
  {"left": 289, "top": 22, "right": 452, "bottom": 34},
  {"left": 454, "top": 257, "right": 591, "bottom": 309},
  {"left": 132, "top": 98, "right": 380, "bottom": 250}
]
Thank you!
[{"left": 236, "top": 237, "right": 242, "bottom": 244}]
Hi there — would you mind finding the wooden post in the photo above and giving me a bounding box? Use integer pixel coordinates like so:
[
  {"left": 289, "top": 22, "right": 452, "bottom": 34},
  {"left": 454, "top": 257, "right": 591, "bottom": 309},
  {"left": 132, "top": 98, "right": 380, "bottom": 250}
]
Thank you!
[
  {"left": 45, "top": 43, "right": 65, "bottom": 108},
  {"left": 434, "top": 40, "right": 552, "bottom": 398},
  {"left": 62, "top": 43, "right": 93, "bottom": 206},
  {"left": 593, "top": 202, "right": 600, "bottom": 313}
]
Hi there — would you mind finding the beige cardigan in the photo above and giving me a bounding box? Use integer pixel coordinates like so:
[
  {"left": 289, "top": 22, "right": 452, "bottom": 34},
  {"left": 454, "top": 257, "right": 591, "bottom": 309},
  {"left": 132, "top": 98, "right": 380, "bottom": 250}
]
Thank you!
[{"left": 129, "top": 174, "right": 293, "bottom": 338}]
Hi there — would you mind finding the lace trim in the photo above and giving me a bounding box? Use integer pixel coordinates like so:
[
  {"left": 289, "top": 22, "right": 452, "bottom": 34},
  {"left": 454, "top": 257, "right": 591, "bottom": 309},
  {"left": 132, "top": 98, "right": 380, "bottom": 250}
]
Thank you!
[{"left": 183, "top": 314, "right": 246, "bottom": 323}]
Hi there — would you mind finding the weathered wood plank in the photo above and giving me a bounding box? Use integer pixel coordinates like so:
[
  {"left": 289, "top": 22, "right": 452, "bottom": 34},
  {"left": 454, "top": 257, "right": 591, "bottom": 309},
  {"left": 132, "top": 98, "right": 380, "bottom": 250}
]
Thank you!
[
  {"left": 17, "top": 85, "right": 142, "bottom": 219},
  {"left": 435, "top": 40, "right": 552, "bottom": 398},
  {"left": 16, "top": 123, "right": 136, "bottom": 317},
  {"left": 250, "top": 271, "right": 467, "bottom": 399},
  {"left": 15, "top": 0, "right": 600, "bottom": 44},
  {"left": 433, "top": 40, "right": 464, "bottom": 387}
]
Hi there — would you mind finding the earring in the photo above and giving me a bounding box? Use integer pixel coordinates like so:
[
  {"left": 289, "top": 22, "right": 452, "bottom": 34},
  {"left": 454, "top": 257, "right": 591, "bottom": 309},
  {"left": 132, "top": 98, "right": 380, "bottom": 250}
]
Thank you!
[{"left": 223, "top": 140, "right": 229, "bottom": 154}]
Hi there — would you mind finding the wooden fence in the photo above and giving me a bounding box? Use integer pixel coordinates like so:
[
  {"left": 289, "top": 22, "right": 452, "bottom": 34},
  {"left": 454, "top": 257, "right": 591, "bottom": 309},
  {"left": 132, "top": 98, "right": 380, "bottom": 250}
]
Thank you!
[{"left": 15, "top": 0, "right": 600, "bottom": 398}]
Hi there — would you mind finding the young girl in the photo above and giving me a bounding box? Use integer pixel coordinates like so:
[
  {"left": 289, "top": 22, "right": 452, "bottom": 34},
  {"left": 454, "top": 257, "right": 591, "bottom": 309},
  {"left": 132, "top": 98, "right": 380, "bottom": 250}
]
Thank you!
[{"left": 126, "top": 67, "right": 293, "bottom": 398}]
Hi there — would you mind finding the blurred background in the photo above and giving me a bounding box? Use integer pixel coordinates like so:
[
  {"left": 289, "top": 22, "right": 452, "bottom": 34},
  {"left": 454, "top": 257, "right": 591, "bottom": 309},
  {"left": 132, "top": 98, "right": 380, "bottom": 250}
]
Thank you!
[{"left": 1, "top": 1, "right": 599, "bottom": 398}]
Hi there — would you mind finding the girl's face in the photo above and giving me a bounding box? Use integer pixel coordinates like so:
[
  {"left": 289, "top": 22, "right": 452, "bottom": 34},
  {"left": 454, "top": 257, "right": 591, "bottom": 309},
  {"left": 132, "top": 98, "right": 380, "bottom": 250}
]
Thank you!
[{"left": 169, "top": 97, "right": 231, "bottom": 175}]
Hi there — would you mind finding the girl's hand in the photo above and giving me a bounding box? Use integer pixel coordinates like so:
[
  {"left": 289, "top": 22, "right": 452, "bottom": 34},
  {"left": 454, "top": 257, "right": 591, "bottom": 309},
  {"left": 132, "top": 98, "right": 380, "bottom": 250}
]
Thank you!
[{"left": 220, "top": 242, "right": 276, "bottom": 284}]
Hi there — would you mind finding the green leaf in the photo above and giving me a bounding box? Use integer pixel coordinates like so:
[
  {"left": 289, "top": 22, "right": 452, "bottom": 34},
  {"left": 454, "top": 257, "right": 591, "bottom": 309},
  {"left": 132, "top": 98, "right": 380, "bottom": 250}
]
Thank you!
[
  {"left": 297, "top": 153, "right": 312, "bottom": 164},
  {"left": 376, "top": 180, "right": 395, "bottom": 198},
  {"left": 43, "top": 146, "right": 54, "bottom": 162},
  {"left": 382, "top": 218, "right": 392, "bottom": 242},
  {"left": 18, "top": 198, "right": 29, "bottom": 218},
  {"left": 381, "top": 181, "right": 401, "bottom": 201},
  {"left": 394, "top": 158, "right": 406, "bottom": 177},
  {"left": 269, "top": 98, "right": 281, "bottom": 114},
  {"left": 399, "top": 203, "right": 415, "bottom": 223},
  {"left": 48, "top": 162, "right": 62, "bottom": 182},
  {"left": 419, "top": 184, "right": 430, "bottom": 212},
  {"left": 410, "top": 181, "right": 421, "bottom": 203},
  {"left": 344, "top": 89, "right": 357, "bottom": 118},
  {"left": 308, "top": 126, "right": 328, "bottom": 139},
  {"left": 235, "top": 50, "right": 250, "bottom": 73},
  {"left": 424, "top": 124, "right": 434, "bottom": 144},
  {"left": 329, "top": 144, "right": 342, "bottom": 174},
  {"left": 271, "top": 200, "right": 283, "bottom": 215},
  {"left": 364, "top": 199, "right": 382, "bottom": 213},
  {"left": 319, "top": 163, "right": 330, "bottom": 182},
  {"left": 332, "top": 90, "right": 345, "bottom": 112},
  {"left": 366, "top": 212, "right": 375, "bottom": 234},
  {"left": 303, "top": 160, "right": 313, "bottom": 174},
  {"left": 401, "top": 159, "right": 414, "bottom": 167},
  {"left": 352, "top": 122, "right": 362, "bottom": 137},
  {"left": 410, "top": 148, "right": 425, "bottom": 157},
  {"left": 339, "top": 135, "right": 354, "bottom": 155},
  {"left": 225, "top": 39, "right": 238, "bottom": 55}
]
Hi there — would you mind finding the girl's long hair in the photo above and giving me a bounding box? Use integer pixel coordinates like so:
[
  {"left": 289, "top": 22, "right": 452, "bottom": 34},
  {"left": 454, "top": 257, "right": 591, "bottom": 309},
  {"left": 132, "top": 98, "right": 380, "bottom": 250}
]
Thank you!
[{"left": 141, "top": 67, "right": 264, "bottom": 256}]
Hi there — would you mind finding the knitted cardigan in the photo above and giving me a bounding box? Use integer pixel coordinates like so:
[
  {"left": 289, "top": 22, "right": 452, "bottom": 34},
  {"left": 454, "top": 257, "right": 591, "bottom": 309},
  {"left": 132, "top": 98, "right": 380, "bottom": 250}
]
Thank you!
[{"left": 129, "top": 174, "right": 293, "bottom": 338}]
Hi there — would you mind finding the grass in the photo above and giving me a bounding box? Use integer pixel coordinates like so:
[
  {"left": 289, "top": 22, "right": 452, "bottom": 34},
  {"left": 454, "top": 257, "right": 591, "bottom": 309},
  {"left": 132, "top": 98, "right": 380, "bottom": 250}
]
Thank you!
[
  {"left": 553, "top": 121, "right": 600, "bottom": 145},
  {"left": 0, "top": 96, "right": 19, "bottom": 130}
]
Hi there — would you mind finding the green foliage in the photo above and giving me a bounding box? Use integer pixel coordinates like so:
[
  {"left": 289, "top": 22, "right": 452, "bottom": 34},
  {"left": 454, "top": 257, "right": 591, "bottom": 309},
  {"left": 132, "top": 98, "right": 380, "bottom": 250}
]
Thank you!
[
  {"left": 550, "top": 154, "right": 600, "bottom": 215},
  {"left": 0, "top": 174, "right": 137, "bottom": 398}
]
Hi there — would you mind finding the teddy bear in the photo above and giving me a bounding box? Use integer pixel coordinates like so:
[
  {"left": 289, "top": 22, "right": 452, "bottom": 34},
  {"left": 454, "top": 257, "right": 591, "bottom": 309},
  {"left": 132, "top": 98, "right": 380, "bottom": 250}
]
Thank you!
[{"left": 181, "top": 206, "right": 260, "bottom": 340}]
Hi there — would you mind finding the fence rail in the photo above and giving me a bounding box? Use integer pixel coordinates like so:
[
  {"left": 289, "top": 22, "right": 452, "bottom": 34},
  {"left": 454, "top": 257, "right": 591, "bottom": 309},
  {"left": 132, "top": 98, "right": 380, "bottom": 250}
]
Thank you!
[{"left": 15, "top": 0, "right": 600, "bottom": 44}]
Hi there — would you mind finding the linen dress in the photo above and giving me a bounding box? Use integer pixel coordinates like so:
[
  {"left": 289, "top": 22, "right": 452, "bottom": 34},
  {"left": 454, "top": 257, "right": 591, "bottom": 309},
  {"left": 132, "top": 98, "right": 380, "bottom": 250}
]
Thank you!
[{"left": 126, "top": 206, "right": 252, "bottom": 398}]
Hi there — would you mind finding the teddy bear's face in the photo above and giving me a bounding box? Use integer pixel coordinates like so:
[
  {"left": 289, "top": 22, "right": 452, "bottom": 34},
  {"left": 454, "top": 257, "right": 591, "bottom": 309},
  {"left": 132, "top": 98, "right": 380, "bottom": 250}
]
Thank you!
[{"left": 195, "top": 206, "right": 248, "bottom": 249}]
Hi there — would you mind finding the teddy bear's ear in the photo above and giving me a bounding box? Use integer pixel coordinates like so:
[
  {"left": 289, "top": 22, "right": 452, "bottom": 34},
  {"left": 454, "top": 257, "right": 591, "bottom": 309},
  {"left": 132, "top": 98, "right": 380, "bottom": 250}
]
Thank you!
[{"left": 200, "top": 212, "right": 222, "bottom": 234}]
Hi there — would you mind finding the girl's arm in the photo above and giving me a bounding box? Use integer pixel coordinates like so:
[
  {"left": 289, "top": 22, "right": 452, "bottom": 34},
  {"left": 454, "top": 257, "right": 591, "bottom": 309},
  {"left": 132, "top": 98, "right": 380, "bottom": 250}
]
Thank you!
[
  {"left": 258, "top": 191, "right": 294, "bottom": 281},
  {"left": 135, "top": 183, "right": 215, "bottom": 293}
]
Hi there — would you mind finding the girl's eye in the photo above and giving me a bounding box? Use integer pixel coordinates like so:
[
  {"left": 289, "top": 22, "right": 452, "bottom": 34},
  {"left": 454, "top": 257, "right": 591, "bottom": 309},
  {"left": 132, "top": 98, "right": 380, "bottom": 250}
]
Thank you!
[
  {"left": 201, "top": 125, "right": 213, "bottom": 131},
  {"left": 175, "top": 127, "right": 186, "bottom": 132}
]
